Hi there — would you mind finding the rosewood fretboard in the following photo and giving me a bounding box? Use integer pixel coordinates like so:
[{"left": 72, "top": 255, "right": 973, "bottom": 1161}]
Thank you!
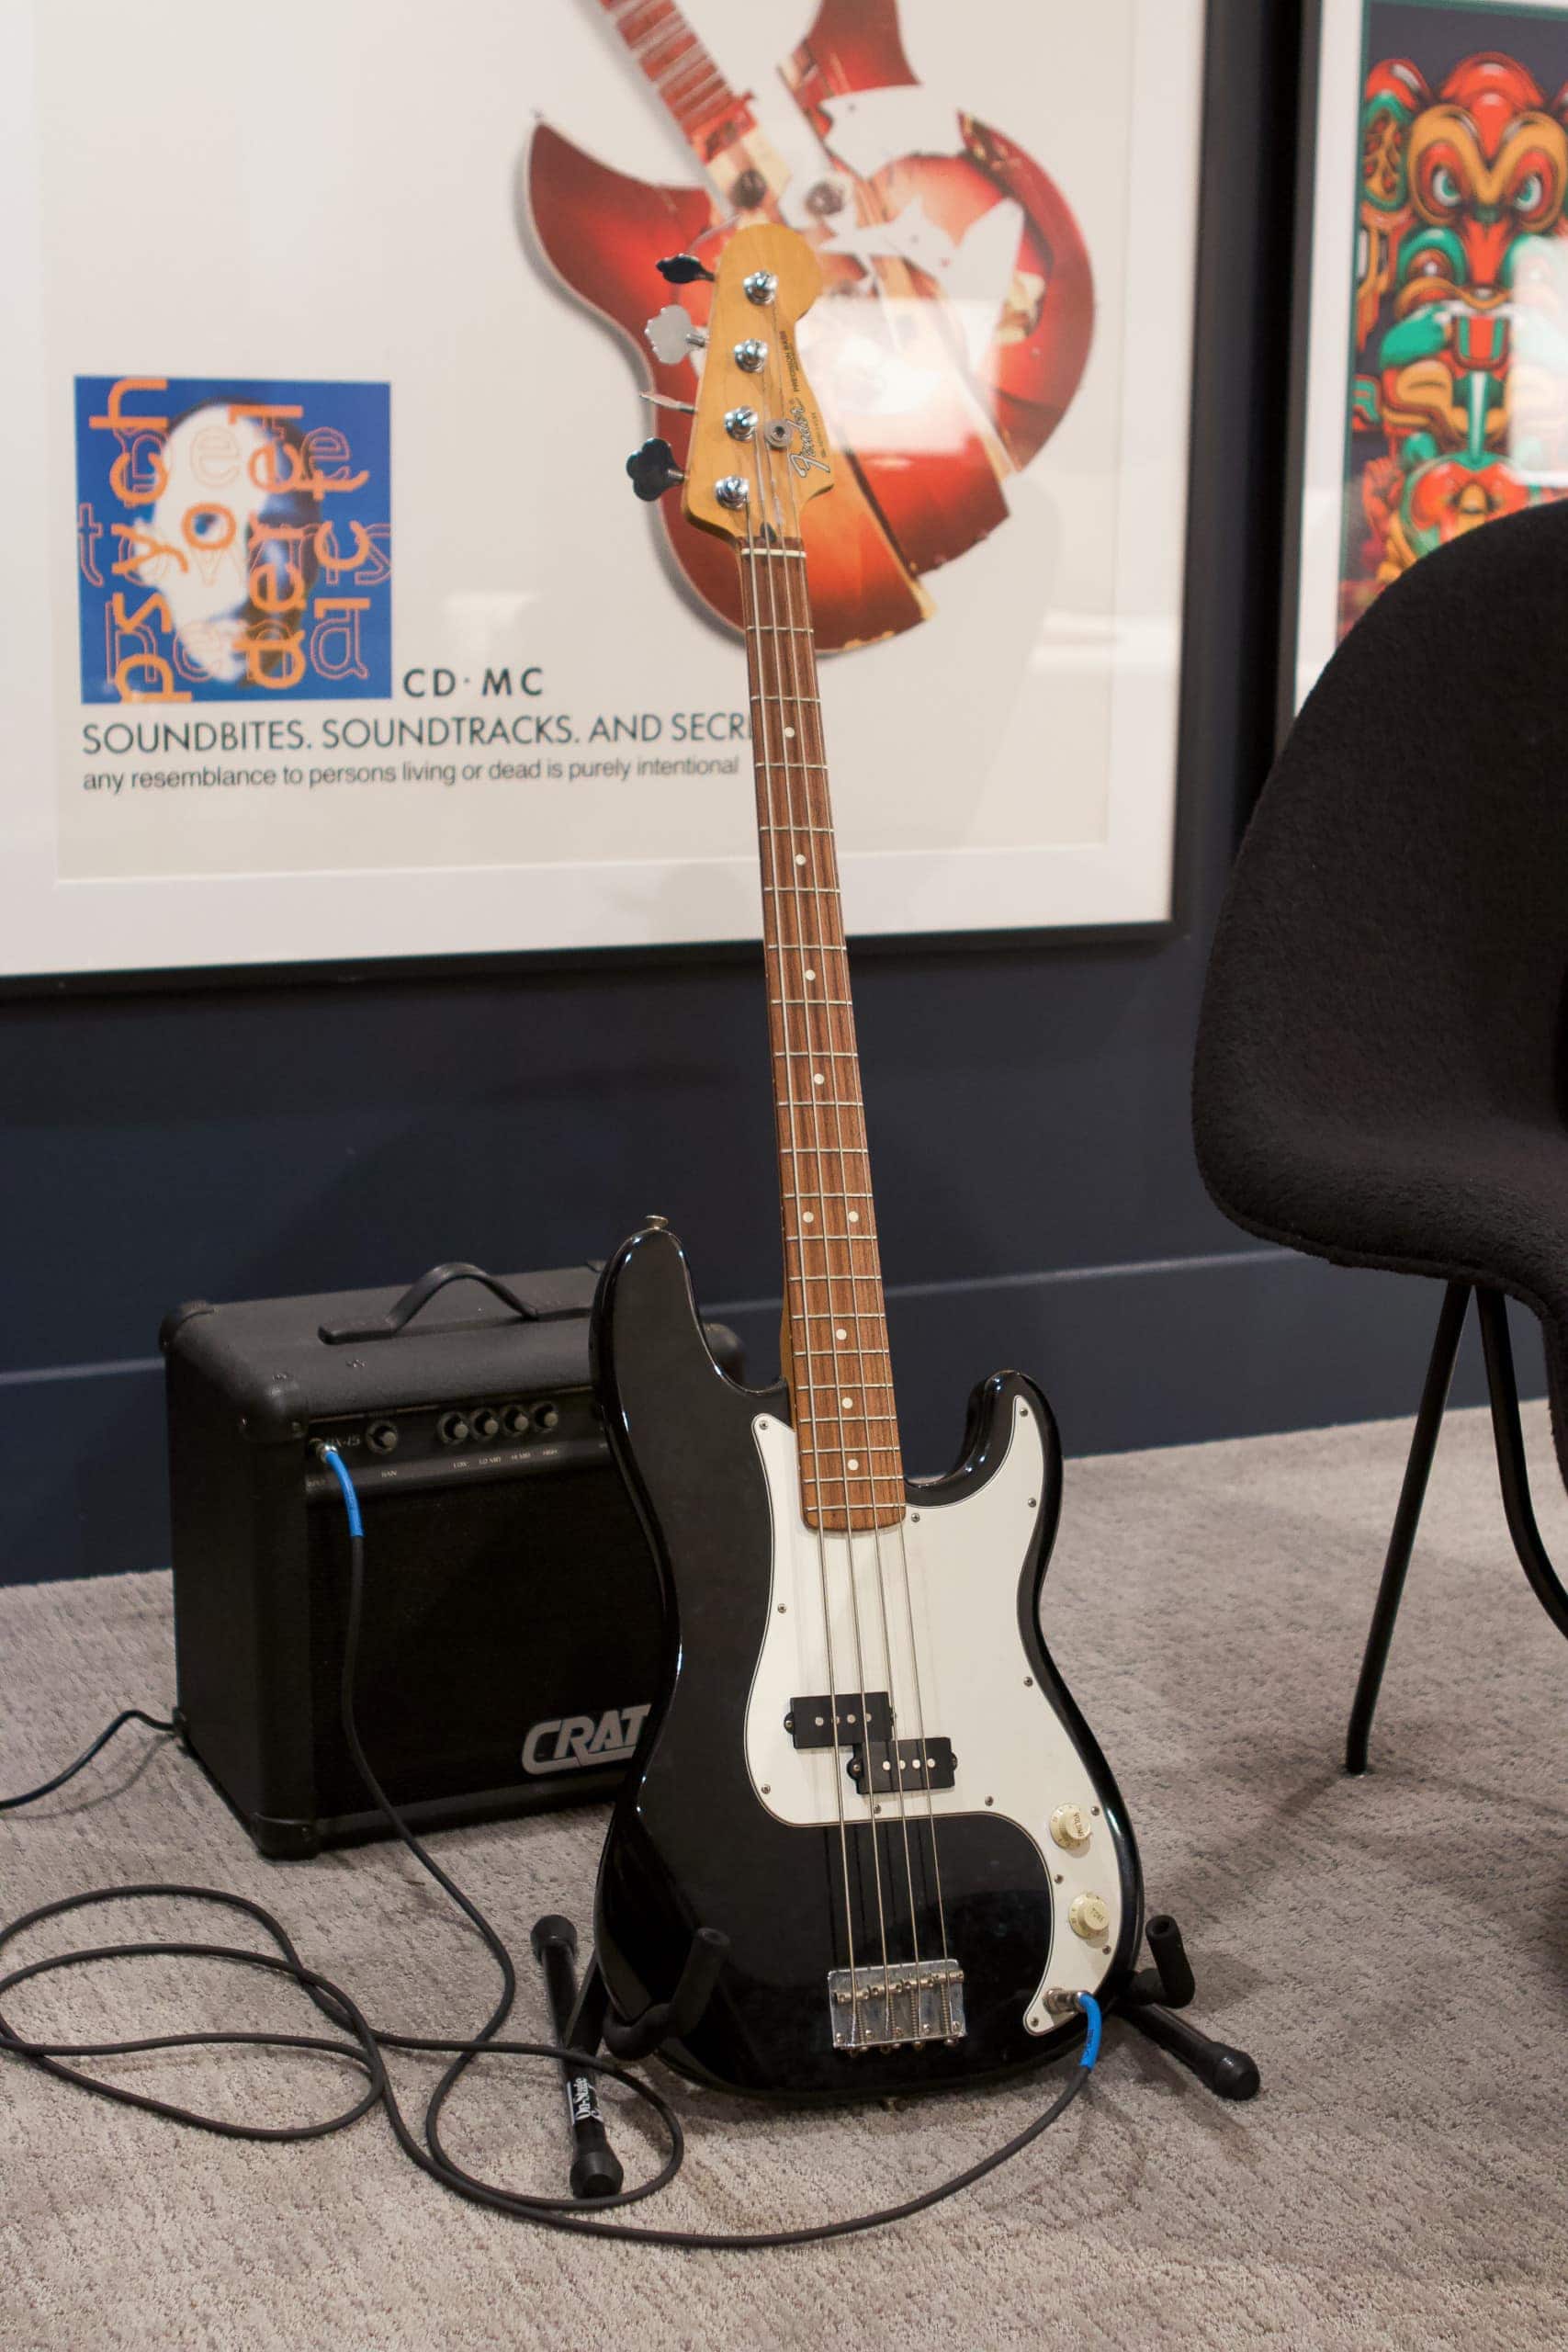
[{"left": 738, "top": 537, "right": 905, "bottom": 1536}]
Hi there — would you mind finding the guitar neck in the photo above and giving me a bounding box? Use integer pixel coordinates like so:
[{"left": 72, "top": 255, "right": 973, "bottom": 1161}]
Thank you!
[
  {"left": 598, "top": 0, "right": 756, "bottom": 162},
  {"left": 737, "top": 536, "right": 905, "bottom": 1536}
]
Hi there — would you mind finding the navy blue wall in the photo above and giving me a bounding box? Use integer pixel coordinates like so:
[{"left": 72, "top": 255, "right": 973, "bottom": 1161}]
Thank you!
[{"left": 0, "top": 0, "right": 1532, "bottom": 1585}]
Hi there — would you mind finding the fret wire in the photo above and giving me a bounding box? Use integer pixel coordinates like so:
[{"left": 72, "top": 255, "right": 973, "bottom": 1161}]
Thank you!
[
  {"left": 661, "top": 59, "right": 716, "bottom": 101},
  {"left": 639, "top": 31, "right": 691, "bottom": 67}
]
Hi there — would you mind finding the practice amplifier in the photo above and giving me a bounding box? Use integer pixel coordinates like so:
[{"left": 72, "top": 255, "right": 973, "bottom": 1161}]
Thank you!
[{"left": 163, "top": 1260, "right": 742, "bottom": 1859}]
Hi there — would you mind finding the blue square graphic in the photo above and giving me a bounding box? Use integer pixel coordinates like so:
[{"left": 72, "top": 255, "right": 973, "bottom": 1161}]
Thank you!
[{"left": 73, "top": 377, "right": 391, "bottom": 703}]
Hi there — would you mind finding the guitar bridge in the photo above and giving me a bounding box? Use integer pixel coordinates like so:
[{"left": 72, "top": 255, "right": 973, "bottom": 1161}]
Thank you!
[{"left": 828, "top": 1958, "right": 966, "bottom": 2050}]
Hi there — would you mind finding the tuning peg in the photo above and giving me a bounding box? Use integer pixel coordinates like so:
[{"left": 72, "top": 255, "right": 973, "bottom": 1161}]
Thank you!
[
  {"left": 626, "top": 437, "right": 685, "bottom": 503},
  {"left": 656, "top": 253, "right": 715, "bottom": 286},
  {"left": 639, "top": 390, "right": 696, "bottom": 415},
  {"left": 645, "top": 304, "right": 708, "bottom": 367}
]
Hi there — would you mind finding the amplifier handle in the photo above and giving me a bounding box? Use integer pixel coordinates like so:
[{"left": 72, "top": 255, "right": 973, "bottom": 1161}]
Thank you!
[{"left": 318, "top": 1261, "right": 578, "bottom": 1345}]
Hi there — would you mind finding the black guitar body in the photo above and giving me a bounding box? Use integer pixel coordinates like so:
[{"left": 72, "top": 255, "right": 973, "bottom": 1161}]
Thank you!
[{"left": 589, "top": 1220, "right": 1142, "bottom": 2101}]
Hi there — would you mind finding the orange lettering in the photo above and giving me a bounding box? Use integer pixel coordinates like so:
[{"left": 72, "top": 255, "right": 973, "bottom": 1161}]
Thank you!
[
  {"left": 239, "top": 619, "right": 306, "bottom": 690},
  {"left": 112, "top": 653, "right": 190, "bottom": 703},
  {"left": 111, "top": 522, "right": 188, "bottom": 579},
  {"left": 310, "top": 597, "right": 370, "bottom": 682},
  {"left": 181, "top": 502, "right": 236, "bottom": 553},
  {"left": 88, "top": 377, "right": 169, "bottom": 435},
  {"left": 107, "top": 436, "right": 168, "bottom": 507}
]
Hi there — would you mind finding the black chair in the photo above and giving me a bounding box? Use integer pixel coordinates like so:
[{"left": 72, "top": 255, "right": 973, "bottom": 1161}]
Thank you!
[{"left": 1192, "top": 498, "right": 1568, "bottom": 1772}]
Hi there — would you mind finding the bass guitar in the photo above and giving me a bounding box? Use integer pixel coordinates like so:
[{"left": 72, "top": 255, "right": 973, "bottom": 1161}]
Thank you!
[{"left": 589, "top": 223, "right": 1139, "bottom": 2097}]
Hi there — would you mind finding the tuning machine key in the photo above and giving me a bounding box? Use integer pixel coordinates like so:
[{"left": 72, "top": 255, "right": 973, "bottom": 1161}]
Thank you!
[
  {"left": 656, "top": 253, "right": 716, "bottom": 286},
  {"left": 626, "top": 437, "right": 685, "bottom": 503},
  {"left": 645, "top": 305, "right": 708, "bottom": 367}
]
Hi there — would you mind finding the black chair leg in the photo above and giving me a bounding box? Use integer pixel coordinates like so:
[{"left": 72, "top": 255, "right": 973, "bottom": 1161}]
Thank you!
[
  {"left": 1477, "top": 1288, "right": 1568, "bottom": 1640},
  {"left": 1345, "top": 1280, "right": 1471, "bottom": 1775}
]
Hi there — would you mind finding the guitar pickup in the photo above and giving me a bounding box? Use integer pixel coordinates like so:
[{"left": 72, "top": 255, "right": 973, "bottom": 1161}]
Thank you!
[
  {"left": 786, "top": 1692, "right": 892, "bottom": 1748},
  {"left": 847, "top": 1737, "right": 956, "bottom": 1795}
]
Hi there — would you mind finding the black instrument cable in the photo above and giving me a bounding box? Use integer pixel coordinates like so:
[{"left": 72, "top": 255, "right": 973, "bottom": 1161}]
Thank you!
[{"left": 0, "top": 1445, "right": 1100, "bottom": 2248}]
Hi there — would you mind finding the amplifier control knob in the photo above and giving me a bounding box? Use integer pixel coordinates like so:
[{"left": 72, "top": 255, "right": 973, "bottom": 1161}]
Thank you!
[
  {"left": 1068, "top": 1892, "right": 1110, "bottom": 1942},
  {"left": 535, "top": 1402, "right": 559, "bottom": 1432},
  {"left": 1050, "top": 1805, "right": 1091, "bottom": 1853},
  {"left": 502, "top": 1405, "right": 531, "bottom": 1438},
  {"left": 470, "top": 1407, "right": 500, "bottom": 1442},
  {"left": 436, "top": 1410, "right": 469, "bottom": 1448}
]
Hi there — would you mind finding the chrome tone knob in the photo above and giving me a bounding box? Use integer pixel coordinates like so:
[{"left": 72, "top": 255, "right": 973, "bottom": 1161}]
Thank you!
[
  {"left": 742, "top": 269, "right": 778, "bottom": 305},
  {"left": 1068, "top": 1892, "right": 1111, "bottom": 1942},
  {"left": 733, "top": 338, "right": 769, "bottom": 373},
  {"left": 644, "top": 305, "right": 707, "bottom": 365},
  {"left": 1050, "top": 1804, "right": 1091, "bottom": 1853},
  {"left": 724, "top": 405, "right": 759, "bottom": 440},
  {"left": 714, "top": 476, "right": 750, "bottom": 509}
]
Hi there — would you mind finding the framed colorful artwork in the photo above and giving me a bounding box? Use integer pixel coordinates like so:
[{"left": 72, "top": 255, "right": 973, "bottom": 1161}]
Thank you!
[
  {"left": 0, "top": 0, "right": 1208, "bottom": 982},
  {"left": 1287, "top": 0, "right": 1568, "bottom": 718}
]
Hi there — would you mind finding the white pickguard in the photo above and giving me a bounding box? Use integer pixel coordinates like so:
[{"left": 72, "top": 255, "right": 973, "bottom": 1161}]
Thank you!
[{"left": 743, "top": 1396, "right": 1123, "bottom": 2032}]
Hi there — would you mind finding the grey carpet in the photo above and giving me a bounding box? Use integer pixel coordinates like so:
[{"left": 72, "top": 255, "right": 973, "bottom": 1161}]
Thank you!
[{"left": 3, "top": 1402, "right": 1568, "bottom": 2351}]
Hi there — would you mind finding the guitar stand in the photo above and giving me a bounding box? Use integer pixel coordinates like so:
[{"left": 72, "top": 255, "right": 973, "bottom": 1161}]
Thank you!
[
  {"left": 532, "top": 1907, "right": 1256, "bottom": 2202},
  {"left": 1113, "top": 1911, "right": 1261, "bottom": 2101}
]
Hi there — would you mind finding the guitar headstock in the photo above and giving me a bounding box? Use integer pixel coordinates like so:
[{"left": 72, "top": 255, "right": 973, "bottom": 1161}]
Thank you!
[{"left": 628, "top": 224, "right": 835, "bottom": 545}]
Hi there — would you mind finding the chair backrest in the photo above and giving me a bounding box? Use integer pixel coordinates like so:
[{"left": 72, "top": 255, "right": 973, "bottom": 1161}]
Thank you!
[{"left": 1194, "top": 497, "right": 1568, "bottom": 1254}]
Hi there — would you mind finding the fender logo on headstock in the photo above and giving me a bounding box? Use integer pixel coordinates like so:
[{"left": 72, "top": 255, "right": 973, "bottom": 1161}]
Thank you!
[{"left": 788, "top": 398, "right": 829, "bottom": 477}]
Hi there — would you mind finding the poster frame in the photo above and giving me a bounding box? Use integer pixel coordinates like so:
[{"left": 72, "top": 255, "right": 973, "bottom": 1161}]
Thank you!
[{"left": 1, "top": 1, "right": 1224, "bottom": 1001}]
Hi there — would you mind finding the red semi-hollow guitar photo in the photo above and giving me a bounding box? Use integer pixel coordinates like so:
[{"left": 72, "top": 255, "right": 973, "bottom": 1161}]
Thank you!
[{"left": 526, "top": 0, "right": 1095, "bottom": 650}]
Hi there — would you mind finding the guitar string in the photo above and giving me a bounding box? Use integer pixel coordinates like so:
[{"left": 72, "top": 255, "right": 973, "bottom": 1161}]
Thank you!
[
  {"left": 739, "top": 492, "right": 864, "bottom": 2031},
  {"left": 746, "top": 437, "right": 895, "bottom": 2030},
  {"left": 758, "top": 387, "right": 929, "bottom": 2001},
  {"left": 744, "top": 426, "right": 895, "bottom": 2030},
  {"left": 766, "top": 357, "right": 955, "bottom": 2029}
]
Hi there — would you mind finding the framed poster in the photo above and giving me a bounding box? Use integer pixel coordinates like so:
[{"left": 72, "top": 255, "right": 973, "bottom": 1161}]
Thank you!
[
  {"left": 1288, "top": 0, "right": 1568, "bottom": 717},
  {"left": 0, "top": 0, "right": 1206, "bottom": 982}
]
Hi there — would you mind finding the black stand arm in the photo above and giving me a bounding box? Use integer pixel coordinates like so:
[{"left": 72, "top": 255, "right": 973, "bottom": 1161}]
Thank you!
[
  {"left": 1116, "top": 1913, "right": 1260, "bottom": 2102},
  {"left": 533, "top": 1917, "right": 729, "bottom": 2201},
  {"left": 531, "top": 1915, "right": 623, "bottom": 2200}
]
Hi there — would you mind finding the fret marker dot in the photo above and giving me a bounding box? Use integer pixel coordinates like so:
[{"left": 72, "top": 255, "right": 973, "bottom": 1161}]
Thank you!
[
  {"left": 842, "top": 1396, "right": 854, "bottom": 1408},
  {"left": 848, "top": 1458, "right": 860, "bottom": 1472},
  {"left": 802, "top": 1211, "right": 814, "bottom": 1223},
  {"left": 848, "top": 1211, "right": 860, "bottom": 1223},
  {"left": 813, "top": 1072, "right": 825, "bottom": 1085},
  {"left": 795, "top": 853, "right": 806, "bottom": 865},
  {"left": 835, "top": 1327, "right": 848, "bottom": 1340},
  {"left": 784, "top": 726, "right": 795, "bottom": 739},
  {"left": 804, "top": 968, "right": 816, "bottom": 981}
]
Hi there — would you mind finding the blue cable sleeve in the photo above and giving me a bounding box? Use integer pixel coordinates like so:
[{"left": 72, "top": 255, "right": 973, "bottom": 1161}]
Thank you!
[
  {"left": 319, "top": 1444, "right": 363, "bottom": 1539},
  {"left": 1076, "top": 1992, "right": 1102, "bottom": 2069}
]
